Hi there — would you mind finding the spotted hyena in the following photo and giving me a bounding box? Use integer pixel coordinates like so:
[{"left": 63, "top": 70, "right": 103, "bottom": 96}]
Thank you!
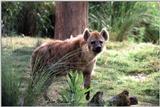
[{"left": 31, "top": 28, "right": 109, "bottom": 100}]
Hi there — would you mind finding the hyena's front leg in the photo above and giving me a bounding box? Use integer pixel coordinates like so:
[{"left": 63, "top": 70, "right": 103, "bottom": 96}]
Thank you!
[
  {"left": 83, "top": 60, "right": 95, "bottom": 100},
  {"left": 83, "top": 72, "right": 91, "bottom": 100}
]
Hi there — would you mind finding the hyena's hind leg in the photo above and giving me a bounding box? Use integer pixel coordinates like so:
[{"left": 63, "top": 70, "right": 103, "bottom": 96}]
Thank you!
[{"left": 43, "top": 77, "right": 55, "bottom": 102}]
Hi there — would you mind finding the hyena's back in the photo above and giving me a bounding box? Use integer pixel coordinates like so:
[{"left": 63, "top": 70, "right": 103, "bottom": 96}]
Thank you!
[{"left": 31, "top": 38, "right": 83, "bottom": 74}]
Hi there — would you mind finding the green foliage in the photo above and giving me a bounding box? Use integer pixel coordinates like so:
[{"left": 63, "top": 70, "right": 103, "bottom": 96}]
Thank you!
[
  {"left": 2, "top": 2, "right": 23, "bottom": 35},
  {"left": 33, "top": 2, "right": 55, "bottom": 37},
  {"left": 89, "top": 2, "right": 160, "bottom": 43},
  {"left": 2, "top": 1, "right": 159, "bottom": 42},
  {"left": 89, "top": 2, "right": 112, "bottom": 31},
  {"left": 128, "top": 2, "right": 160, "bottom": 43},
  {"left": 60, "top": 71, "right": 89, "bottom": 106},
  {"left": 2, "top": 2, "right": 54, "bottom": 37},
  {"left": 111, "top": 2, "right": 136, "bottom": 32},
  {"left": 89, "top": 1, "right": 137, "bottom": 39}
]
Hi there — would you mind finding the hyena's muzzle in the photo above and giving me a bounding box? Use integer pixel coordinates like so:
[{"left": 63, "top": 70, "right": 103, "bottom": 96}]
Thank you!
[{"left": 91, "top": 40, "right": 103, "bottom": 54}]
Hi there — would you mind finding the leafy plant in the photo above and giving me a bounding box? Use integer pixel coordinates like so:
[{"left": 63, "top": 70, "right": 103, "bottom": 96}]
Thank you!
[{"left": 60, "top": 71, "right": 89, "bottom": 106}]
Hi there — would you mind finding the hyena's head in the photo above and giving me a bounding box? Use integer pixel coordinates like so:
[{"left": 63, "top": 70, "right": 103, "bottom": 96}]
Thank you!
[{"left": 83, "top": 28, "right": 109, "bottom": 55}]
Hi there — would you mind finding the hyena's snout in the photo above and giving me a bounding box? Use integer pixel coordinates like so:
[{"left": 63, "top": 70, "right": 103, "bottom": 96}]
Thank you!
[
  {"left": 94, "top": 45, "right": 102, "bottom": 53},
  {"left": 92, "top": 42, "right": 102, "bottom": 54}
]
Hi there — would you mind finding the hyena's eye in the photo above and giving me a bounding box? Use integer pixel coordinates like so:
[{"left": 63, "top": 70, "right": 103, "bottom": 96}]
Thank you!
[
  {"left": 99, "top": 41, "right": 103, "bottom": 44},
  {"left": 91, "top": 41, "right": 95, "bottom": 44}
]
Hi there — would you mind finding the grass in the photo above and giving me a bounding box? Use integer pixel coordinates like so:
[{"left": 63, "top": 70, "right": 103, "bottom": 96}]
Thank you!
[
  {"left": 94, "top": 41, "right": 160, "bottom": 105},
  {"left": 1, "top": 36, "right": 51, "bottom": 106},
  {"left": 59, "top": 71, "right": 88, "bottom": 106},
  {"left": 2, "top": 61, "right": 21, "bottom": 106},
  {"left": 1, "top": 36, "right": 160, "bottom": 106}
]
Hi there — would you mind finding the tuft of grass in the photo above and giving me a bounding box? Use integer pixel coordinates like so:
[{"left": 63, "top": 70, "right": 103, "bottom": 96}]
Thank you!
[
  {"left": 24, "top": 71, "right": 52, "bottom": 105},
  {"left": 59, "top": 71, "right": 89, "bottom": 106},
  {"left": 2, "top": 51, "right": 21, "bottom": 106},
  {"left": 2, "top": 68, "right": 21, "bottom": 106}
]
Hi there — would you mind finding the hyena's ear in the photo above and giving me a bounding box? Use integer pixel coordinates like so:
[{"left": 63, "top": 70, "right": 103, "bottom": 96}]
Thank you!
[
  {"left": 83, "top": 28, "right": 90, "bottom": 41},
  {"left": 100, "top": 28, "right": 109, "bottom": 41}
]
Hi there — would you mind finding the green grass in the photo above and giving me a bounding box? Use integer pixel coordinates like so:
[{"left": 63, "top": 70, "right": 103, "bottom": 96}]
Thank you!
[
  {"left": 1, "top": 36, "right": 50, "bottom": 106},
  {"left": 93, "top": 41, "right": 160, "bottom": 105},
  {"left": 1, "top": 36, "right": 160, "bottom": 106},
  {"left": 2, "top": 60, "right": 21, "bottom": 106}
]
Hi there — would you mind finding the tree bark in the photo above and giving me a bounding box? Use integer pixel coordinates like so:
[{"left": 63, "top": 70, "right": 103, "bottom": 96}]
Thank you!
[{"left": 54, "top": 1, "right": 88, "bottom": 40}]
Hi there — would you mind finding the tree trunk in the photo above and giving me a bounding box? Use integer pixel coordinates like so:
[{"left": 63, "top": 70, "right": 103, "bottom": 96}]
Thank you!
[{"left": 54, "top": 1, "right": 88, "bottom": 40}]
